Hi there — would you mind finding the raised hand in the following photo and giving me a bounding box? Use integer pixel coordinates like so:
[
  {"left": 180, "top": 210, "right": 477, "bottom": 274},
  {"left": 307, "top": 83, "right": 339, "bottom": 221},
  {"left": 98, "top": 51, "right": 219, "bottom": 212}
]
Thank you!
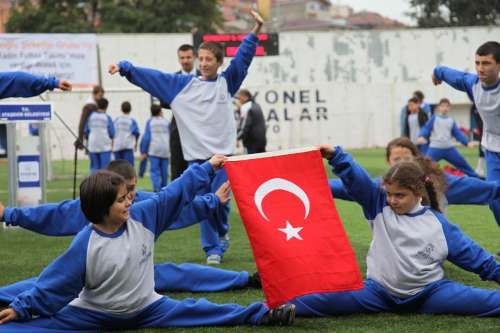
[
  {"left": 108, "top": 64, "right": 120, "bottom": 75},
  {"left": 208, "top": 154, "right": 227, "bottom": 171},
  {"left": 432, "top": 74, "right": 442, "bottom": 86},
  {"left": 250, "top": 9, "right": 264, "bottom": 34},
  {"left": 215, "top": 181, "right": 231, "bottom": 205},
  {"left": 467, "top": 141, "right": 479, "bottom": 148},
  {"left": 0, "top": 201, "right": 4, "bottom": 221},
  {"left": 416, "top": 136, "right": 427, "bottom": 145},
  {"left": 58, "top": 80, "right": 72, "bottom": 91},
  {"left": 315, "top": 144, "right": 335, "bottom": 160}
]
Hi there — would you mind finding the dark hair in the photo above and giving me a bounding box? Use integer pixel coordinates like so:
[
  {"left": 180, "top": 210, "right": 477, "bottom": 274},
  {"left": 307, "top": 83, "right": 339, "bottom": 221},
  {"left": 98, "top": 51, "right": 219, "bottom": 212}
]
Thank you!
[
  {"left": 92, "top": 85, "right": 105, "bottom": 95},
  {"left": 77, "top": 103, "right": 98, "bottom": 144},
  {"left": 151, "top": 104, "right": 162, "bottom": 116},
  {"left": 383, "top": 161, "right": 441, "bottom": 212},
  {"left": 106, "top": 159, "right": 136, "bottom": 180},
  {"left": 414, "top": 155, "right": 448, "bottom": 203},
  {"left": 80, "top": 171, "right": 125, "bottom": 224},
  {"left": 408, "top": 96, "right": 419, "bottom": 104},
  {"left": 238, "top": 89, "right": 252, "bottom": 100},
  {"left": 413, "top": 90, "right": 424, "bottom": 102},
  {"left": 476, "top": 41, "right": 500, "bottom": 63},
  {"left": 97, "top": 98, "right": 109, "bottom": 110},
  {"left": 121, "top": 101, "right": 131, "bottom": 113},
  {"left": 199, "top": 42, "right": 224, "bottom": 63},
  {"left": 385, "top": 137, "right": 420, "bottom": 162},
  {"left": 178, "top": 44, "right": 195, "bottom": 54},
  {"left": 438, "top": 98, "right": 450, "bottom": 105}
]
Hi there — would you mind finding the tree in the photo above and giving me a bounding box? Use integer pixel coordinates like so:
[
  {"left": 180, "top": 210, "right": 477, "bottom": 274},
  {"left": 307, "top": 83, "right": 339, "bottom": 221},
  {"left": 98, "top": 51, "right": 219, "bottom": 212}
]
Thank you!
[
  {"left": 7, "top": 0, "right": 93, "bottom": 33},
  {"left": 409, "top": 0, "right": 500, "bottom": 28},
  {"left": 97, "top": 0, "right": 222, "bottom": 33},
  {"left": 6, "top": 0, "right": 222, "bottom": 33}
]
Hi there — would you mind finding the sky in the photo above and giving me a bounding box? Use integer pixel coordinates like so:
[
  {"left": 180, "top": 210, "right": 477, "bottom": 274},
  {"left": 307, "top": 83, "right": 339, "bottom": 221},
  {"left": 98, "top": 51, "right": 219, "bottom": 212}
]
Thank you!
[{"left": 333, "top": 0, "right": 416, "bottom": 26}]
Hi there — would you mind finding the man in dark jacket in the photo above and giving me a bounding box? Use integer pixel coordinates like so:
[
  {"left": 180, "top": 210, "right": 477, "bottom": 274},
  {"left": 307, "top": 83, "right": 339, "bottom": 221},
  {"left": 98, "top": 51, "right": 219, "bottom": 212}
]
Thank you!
[{"left": 237, "top": 89, "right": 267, "bottom": 154}]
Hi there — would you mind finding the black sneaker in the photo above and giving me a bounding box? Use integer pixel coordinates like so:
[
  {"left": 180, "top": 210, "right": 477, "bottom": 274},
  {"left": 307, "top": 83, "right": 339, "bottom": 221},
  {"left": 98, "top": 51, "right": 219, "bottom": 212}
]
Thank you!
[
  {"left": 260, "top": 304, "right": 296, "bottom": 326},
  {"left": 247, "top": 272, "right": 261, "bottom": 289}
]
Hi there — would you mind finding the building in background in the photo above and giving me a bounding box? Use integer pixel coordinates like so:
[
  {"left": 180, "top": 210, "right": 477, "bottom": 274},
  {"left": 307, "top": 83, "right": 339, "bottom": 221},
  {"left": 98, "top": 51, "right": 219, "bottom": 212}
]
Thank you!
[
  {"left": 0, "top": 0, "right": 12, "bottom": 33},
  {"left": 219, "top": 0, "right": 406, "bottom": 32}
]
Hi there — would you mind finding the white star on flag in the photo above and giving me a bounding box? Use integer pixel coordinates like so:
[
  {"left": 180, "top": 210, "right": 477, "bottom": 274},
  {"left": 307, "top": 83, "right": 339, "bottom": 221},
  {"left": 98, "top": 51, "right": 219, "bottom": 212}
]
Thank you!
[{"left": 278, "top": 221, "right": 303, "bottom": 241}]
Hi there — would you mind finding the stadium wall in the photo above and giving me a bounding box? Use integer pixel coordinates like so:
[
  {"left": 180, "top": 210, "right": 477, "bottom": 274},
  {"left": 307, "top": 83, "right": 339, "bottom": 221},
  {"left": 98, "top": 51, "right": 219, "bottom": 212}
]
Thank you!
[{"left": 4, "top": 26, "right": 498, "bottom": 160}]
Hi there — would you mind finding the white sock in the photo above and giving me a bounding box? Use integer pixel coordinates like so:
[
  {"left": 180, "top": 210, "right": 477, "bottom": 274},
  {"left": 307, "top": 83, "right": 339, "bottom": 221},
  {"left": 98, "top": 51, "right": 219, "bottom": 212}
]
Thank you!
[{"left": 476, "top": 157, "right": 485, "bottom": 176}]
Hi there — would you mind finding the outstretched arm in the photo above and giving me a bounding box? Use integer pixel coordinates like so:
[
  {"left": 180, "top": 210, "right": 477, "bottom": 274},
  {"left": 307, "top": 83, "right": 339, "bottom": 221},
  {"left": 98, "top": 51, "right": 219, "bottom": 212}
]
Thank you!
[
  {"left": 432, "top": 66, "right": 478, "bottom": 101},
  {"left": 451, "top": 122, "right": 469, "bottom": 146},
  {"left": 318, "top": 145, "right": 386, "bottom": 220},
  {"left": 438, "top": 214, "right": 500, "bottom": 283},
  {"left": 328, "top": 179, "right": 355, "bottom": 201},
  {"left": 131, "top": 155, "right": 227, "bottom": 238},
  {"left": 222, "top": 10, "right": 263, "bottom": 96},
  {"left": 0, "top": 71, "right": 71, "bottom": 99},
  {"left": 140, "top": 120, "right": 151, "bottom": 155},
  {"left": 0, "top": 200, "right": 89, "bottom": 236},
  {"left": 167, "top": 181, "right": 230, "bottom": 234},
  {"left": 445, "top": 174, "right": 500, "bottom": 205},
  {"left": 1, "top": 230, "right": 90, "bottom": 323},
  {"left": 418, "top": 116, "right": 435, "bottom": 142},
  {"left": 108, "top": 62, "right": 191, "bottom": 105}
]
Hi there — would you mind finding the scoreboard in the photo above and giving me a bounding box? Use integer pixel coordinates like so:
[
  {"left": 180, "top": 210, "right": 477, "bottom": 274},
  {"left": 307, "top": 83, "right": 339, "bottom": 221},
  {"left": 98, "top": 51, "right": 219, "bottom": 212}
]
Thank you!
[{"left": 193, "top": 33, "right": 279, "bottom": 57}]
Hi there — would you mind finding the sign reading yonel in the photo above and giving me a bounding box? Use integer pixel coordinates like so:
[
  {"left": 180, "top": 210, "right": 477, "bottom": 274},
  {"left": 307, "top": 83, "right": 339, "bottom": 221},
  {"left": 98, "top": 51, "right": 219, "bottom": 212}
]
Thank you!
[
  {"left": 0, "top": 34, "right": 98, "bottom": 87},
  {"left": 0, "top": 103, "right": 52, "bottom": 122}
]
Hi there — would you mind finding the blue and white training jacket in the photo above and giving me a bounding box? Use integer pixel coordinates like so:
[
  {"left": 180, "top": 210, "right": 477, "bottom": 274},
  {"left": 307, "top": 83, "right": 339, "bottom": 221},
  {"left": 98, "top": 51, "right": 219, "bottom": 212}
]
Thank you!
[
  {"left": 434, "top": 66, "right": 500, "bottom": 152},
  {"left": 9, "top": 162, "right": 215, "bottom": 320},
  {"left": 329, "top": 147, "right": 500, "bottom": 298},
  {"left": 419, "top": 114, "right": 469, "bottom": 149},
  {"left": 140, "top": 117, "right": 170, "bottom": 158},
  {"left": 84, "top": 111, "right": 115, "bottom": 153},
  {"left": 117, "top": 33, "right": 258, "bottom": 161},
  {"left": 0, "top": 71, "right": 59, "bottom": 99},
  {"left": 113, "top": 114, "right": 140, "bottom": 152}
]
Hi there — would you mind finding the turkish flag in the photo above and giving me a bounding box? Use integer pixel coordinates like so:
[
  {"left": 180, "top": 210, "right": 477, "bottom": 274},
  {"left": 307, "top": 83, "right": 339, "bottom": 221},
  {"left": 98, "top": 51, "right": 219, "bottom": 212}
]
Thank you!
[{"left": 225, "top": 148, "right": 363, "bottom": 308}]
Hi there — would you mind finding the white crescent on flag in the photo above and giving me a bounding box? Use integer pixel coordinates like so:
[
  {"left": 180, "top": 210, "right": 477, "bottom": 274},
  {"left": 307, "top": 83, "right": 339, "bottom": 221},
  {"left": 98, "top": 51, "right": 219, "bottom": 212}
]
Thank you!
[{"left": 254, "top": 178, "right": 310, "bottom": 221}]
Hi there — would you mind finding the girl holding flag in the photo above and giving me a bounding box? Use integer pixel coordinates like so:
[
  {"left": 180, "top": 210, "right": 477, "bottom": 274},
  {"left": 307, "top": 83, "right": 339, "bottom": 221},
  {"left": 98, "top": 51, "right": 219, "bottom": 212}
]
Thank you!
[
  {"left": 289, "top": 145, "right": 500, "bottom": 317},
  {"left": 0, "top": 157, "right": 295, "bottom": 330}
]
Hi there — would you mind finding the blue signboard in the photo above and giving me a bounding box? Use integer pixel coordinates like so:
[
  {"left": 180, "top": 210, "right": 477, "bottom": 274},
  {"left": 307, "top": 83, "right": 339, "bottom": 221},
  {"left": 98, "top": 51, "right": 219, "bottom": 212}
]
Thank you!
[{"left": 0, "top": 104, "right": 52, "bottom": 122}]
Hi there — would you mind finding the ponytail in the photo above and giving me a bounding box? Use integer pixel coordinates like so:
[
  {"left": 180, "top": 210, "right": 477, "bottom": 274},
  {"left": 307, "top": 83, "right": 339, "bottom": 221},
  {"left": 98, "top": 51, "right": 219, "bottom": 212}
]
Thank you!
[{"left": 423, "top": 176, "right": 441, "bottom": 212}]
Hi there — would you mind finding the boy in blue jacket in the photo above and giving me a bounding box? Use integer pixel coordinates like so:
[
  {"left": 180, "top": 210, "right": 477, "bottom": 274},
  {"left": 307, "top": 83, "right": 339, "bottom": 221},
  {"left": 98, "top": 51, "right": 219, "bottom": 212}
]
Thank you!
[
  {"left": 140, "top": 104, "right": 170, "bottom": 192},
  {"left": 84, "top": 98, "right": 115, "bottom": 173},
  {"left": 113, "top": 101, "right": 140, "bottom": 166},
  {"left": 0, "top": 71, "right": 71, "bottom": 99},
  {"left": 417, "top": 98, "right": 479, "bottom": 177},
  {"left": 0, "top": 157, "right": 295, "bottom": 330},
  {"left": 108, "top": 10, "right": 264, "bottom": 265},
  {"left": 432, "top": 41, "right": 500, "bottom": 257}
]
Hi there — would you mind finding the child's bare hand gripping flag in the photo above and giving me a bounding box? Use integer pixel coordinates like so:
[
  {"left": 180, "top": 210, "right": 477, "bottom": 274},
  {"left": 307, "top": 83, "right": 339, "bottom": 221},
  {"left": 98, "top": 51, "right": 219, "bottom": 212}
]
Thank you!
[{"left": 225, "top": 148, "right": 363, "bottom": 308}]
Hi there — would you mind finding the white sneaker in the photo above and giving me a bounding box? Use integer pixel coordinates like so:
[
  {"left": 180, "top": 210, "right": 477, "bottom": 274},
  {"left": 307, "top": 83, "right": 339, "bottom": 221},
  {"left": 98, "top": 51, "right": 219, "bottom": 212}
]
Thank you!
[{"left": 206, "top": 254, "right": 221, "bottom": 265}]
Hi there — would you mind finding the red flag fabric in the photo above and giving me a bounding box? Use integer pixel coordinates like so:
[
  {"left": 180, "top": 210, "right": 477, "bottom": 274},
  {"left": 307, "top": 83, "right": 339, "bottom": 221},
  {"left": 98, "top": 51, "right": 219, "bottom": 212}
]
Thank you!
[{"left": 225, "top": 148, "right": 363, "bottom": 308}]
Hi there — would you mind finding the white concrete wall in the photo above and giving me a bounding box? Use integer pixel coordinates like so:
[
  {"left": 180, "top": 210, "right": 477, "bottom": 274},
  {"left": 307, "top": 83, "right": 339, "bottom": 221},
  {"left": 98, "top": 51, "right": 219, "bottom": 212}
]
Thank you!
[{"left": 3, "top": 27, "right": 498, "bottom": 160}]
